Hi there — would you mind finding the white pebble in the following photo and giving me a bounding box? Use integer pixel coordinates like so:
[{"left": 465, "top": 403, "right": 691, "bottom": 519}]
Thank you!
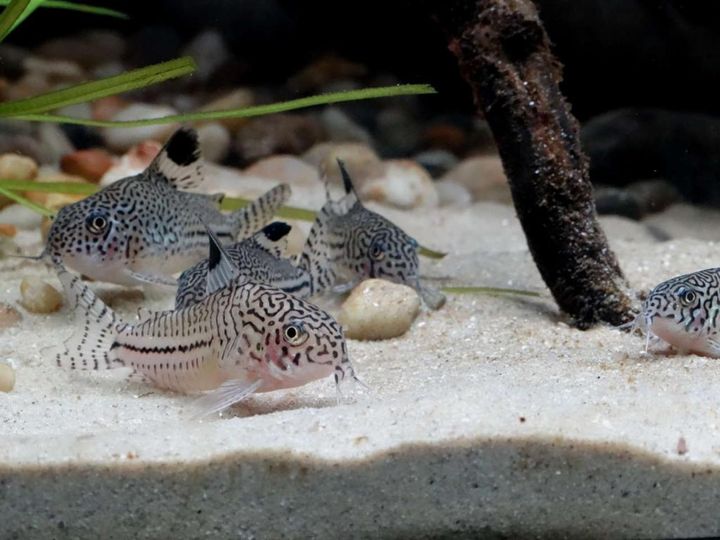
[
  {"left": 360, "top": 160, "right": 439, "bottom": 209},
  {"left": 102, "top": 103, "right": 177, "bottom": 151},
  {"left": 339, "top": 279, "right": 421, "bottom": 340},
  {"left": 19, "top": 277, "right": 63, "bottom": 314},
  {"left": 197, "top": 122, "right": 231, "bottom": 163},
  {"left": 0, "top": 204, "right": 43, "bottom": 230},
  {"left": 435, "top": 179, "right": 473, "bottom": 207},
  {"left": 0, "top": 362, "right": 15, "bottom": 392}
]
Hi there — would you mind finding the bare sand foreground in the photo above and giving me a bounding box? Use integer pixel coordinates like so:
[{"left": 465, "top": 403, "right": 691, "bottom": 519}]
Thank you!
[{"left": 2, "top": 189, "right": 720, "bottom": 538}]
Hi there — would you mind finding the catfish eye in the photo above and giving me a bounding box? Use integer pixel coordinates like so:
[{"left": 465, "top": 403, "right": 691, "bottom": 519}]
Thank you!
[
  {"left": 283, "top": 322, "right": 308, "bottom": 346},
  {"left": 369, "top": 240, "right": 385, "bottom": 261},
  {"left": 679, "top": 289, "right": 697, "bottom": 306},
  {"left": 85, "top": 213, "right": 109, "bottom": 235}
]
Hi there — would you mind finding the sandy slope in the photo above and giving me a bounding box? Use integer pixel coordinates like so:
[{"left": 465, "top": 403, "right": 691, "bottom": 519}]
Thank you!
[{"left": 2, "top": 195, "right": 720, "bottom": 538}]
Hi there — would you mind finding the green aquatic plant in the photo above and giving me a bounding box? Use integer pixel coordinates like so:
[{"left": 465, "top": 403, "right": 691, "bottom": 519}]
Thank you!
[
  {"left": 0, "top": 1, "right": 448, "bottom": 260},
  {"left": 0, "top": 0, "right": 126, "bottom": 42},
  {"left": 6, "top": 84, "right": 438, "bottom": 127}
]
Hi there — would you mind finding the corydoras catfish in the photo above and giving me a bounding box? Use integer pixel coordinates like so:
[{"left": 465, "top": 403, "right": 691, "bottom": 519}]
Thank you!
[
  {"left": 297, "top": 159, "right": 445, "bottom": 308},
  {"left": 51, "top": 229, "right": 358, "bottom": 416},
  {"left": 43, "top": 127, "right": 290, "bottom": 286},
  {"left": 175, "top": 221, "right": 313, "bottom": 309},
  {"left": 625, "top": 267, "right": 720, "bottom": 357}
]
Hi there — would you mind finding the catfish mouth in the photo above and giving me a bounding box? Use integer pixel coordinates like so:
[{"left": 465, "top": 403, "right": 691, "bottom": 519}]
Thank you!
[
  {"left": 411, "top": 277, "right": 446, "bottom": 310},
  {"left": 650, "top": 315, "right": 710, "bottom": 355}
]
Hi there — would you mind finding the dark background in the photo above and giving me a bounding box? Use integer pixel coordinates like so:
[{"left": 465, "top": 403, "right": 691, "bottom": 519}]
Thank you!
[
  {"left": 7, "top": 0, "right": 720, "bottom": 204},
  {"left": 8, "top": 0, "right": 720, "bottom": 119}
]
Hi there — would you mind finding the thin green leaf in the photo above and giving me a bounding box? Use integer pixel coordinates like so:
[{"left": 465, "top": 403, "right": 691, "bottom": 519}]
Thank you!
[
  {"left": 442, "top": 286, "right": 542, "bottom": 298},
  {"left": 219, "top": 196, "right": 317, "bottom": 221},
  {"left": 0, "top": 0, "right": 127, "bottom": 19},
  {"left": 0, "top": 57, "right": 197, "bottom": 117},
  {"left": 7, "top": 84, "right": 438, "bottom": 126},
  {"left": 0, "top": 0, "right": 32, "bottom": 43},
  {"left": 419, "top": 245, "right": 446, "bottom": 259},
  {"left": 0, "top": 186, "right": 54, "bottom": 217},
  {"left": 0, "top": 180, "right": 96, "bottom": 194}
]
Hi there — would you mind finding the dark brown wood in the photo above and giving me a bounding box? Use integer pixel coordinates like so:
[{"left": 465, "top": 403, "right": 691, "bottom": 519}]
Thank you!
[{"left": 429, "top": 0, "right": 634, "bottom": 328}]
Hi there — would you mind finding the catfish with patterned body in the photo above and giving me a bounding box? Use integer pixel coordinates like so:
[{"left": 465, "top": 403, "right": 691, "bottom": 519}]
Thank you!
[
  {"left": 51, "top": 227, "right": 359, "bottom": 416},
  {"left": 624, "top": 267, "right": 720, "bottom": 357},
  {"left": 175, "top": 221, "right": 314, "bottom": 309},
  {"left": 43, "top": 127, "right": 290, "bottom": 286},
  {"left": 297, "top": 159, "right": 445, "bottom": 309}
]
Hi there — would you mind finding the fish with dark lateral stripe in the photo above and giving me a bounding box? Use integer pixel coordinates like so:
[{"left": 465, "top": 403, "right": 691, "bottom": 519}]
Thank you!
[
  {"left": 175, "top": 221, "right": 313, "bottom": 309},
  {"left": 51, "top": 228, "right": 359, "bottom": 416},
  {"left": 297, "top": 159, "right": 445, "bottom": 309},
  {"left": 43, "top": 127, "right": 291, "bottom": 286}
]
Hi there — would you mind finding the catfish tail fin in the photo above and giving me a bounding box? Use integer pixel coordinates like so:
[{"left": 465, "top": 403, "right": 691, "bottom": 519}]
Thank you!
[{"left": 230, "top": 183, "right": 291, "bottom": 240}]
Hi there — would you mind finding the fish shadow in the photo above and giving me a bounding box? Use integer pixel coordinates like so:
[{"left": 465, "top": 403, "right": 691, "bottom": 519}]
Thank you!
[{"left": 214, "top": 393, "right": 340, "bottom": 419}]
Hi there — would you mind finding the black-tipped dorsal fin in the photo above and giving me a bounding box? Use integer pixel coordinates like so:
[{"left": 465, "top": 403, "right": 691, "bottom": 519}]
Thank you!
[
  {"left": 334, "top": 158, "right": 360, "bottom": 212},
  {"left": 336, "top": 158, "right": 356, "bottom": 195},
  {"left": 250, "top": 221, "right": 291, "bottom": 258},
  {"left": 147, "top": 127, "right": 204, "bottom": 190},
  {"left": 262, "top": 221, "right": 291, "bottom": 242},
  {"left": 205, "top": 225, "right": 241, "bottom": 296}
]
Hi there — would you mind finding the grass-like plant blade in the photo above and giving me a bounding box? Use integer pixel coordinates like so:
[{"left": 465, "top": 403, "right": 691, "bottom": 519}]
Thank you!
[
  {"left": 0, "top": 57, "right": 196, "bottom": 117},
  {"left": 441, "top": 286, "right": 542, "bottom": 298},
  {"left": 8, "top": 84, "right": 437, "bottom": 126},
  {"left": 219, "top": 196, "right": 317, "bottom": 221},
  {"left": 0, "top": 0, "right": 32, "bottom": 43},
  {"left": 0, "top": 180, "right": 96, "bottom": 194},
  {"left": 0, "top": 186, "right": 54, "bottom": 217},
  {"left": 0, "top": 0, "right": 126, "bottom": 19},
  {"left": 0, "top": 179, "right": 446, "bottom": 258},
  {"left": 419, "top": 246, "right": 446, "bottom": 259}
]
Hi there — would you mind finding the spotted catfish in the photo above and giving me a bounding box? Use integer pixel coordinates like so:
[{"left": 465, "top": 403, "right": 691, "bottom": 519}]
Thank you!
[
  {"left": 43, "top": 127, "right": 290, "bottom": 286},
  {"left": 175, "top": 221, "right": 313, "bottom": 309},
  {"left": 297, "top": 159, "right": 445, "bottom": 309},
  {"left": 625, "top": 268, "right": 720, "bottom": 357},
  {"left": 51, "top": 229, "right": 358, "bottom": 416}
]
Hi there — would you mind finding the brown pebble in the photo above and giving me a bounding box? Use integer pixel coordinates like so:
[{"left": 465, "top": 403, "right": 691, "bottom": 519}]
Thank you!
[
  {"left": 0, "top": 153, "right": 38, "bottom": 181},
  {"left": 0, "top": 363, "right": 15, "bottom": 392},
  {"left": 19, "top": 277, "right": 63, "bottom": 314},
  {"left": 0, "top": 223, "right": 17, "bottom": 237},
  {"left": 61, "top": 148, "right": 114, "bottom": 183},
  {"left": 91, "top": 95, "right": 128, "bottom": 121},
  {"left": 421, "top": 124, "right": 467, "bottom": 154},
  {"left": 0, "top": 302, "right": 22, "bottom": 330}
]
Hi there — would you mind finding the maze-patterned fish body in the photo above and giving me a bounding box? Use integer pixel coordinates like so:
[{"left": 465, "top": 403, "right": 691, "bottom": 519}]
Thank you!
[
  {"left": 52, "top": 231, "right": 356, "bottom": 415},
  {"left": 45, "top": 127, "right": 290, "bottom": 286},
  {"left": 298, "top": 160, "right": 445, "bottom": 309},
  {"left": 175, "top": 221, "right": 312, "bottom": 309},
  {"left": 630, "top": 267, "right": 720, "bottom": 356}
]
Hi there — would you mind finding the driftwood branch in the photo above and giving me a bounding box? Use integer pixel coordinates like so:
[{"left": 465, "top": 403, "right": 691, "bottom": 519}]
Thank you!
[{"left": 429, "top": 0, "right": 634, "bottom": 328}]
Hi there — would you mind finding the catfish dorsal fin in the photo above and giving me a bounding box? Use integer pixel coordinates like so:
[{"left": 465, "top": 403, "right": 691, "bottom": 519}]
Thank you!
[
  {"left": 251, "top": 221, "right": 291, "bottom": 258},
  {"left": 335, "top": 158, "right": 359, "bottom": 210},
  {"left": 147, "top": 127, "right": 204, "bottom": 190},
  {"left": 336, "top": 159, "right": 358, "bottom": 195},
  {"left": 205, "top": 225, "right": 241, "bottom": 295}
]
